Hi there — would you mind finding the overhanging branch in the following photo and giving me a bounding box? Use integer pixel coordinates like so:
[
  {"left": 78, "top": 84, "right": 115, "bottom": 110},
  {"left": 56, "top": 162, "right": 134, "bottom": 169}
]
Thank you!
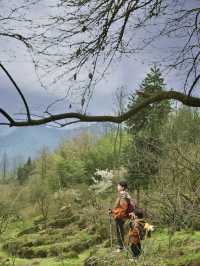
[{"left": 1, "top": 90, "right": 200, "bottom": 127}]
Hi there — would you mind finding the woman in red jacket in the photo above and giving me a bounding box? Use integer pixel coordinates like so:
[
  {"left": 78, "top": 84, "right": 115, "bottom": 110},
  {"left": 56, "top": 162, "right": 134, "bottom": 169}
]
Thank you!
[{"left": 112, "top": 181, "right": 135, "bottom": 252}]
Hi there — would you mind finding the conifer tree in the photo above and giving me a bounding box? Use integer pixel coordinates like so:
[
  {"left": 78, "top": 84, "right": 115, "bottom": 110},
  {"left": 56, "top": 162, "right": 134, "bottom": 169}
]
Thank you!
[{"left": 124, "top": 66, "right": 171, "bottom": 203}]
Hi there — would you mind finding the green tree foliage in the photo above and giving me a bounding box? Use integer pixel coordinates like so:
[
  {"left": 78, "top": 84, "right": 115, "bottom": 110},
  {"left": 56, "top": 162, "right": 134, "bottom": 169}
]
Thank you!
[
  {"left": 54, "top": 133, "right": 94, "bottom": 186},
  {"left": 36, "top": 147, "right": 51, "bottom": 179},
  {"left": 31, "top": 147, "right": 58, "bottom": 193},
  {"left": 53, "top": 132, "right": 129, "bottom": 186},
  {"left": 165, "top": 106, "right": 200, "bottom": 144},
  {"left": 57, "top": 133, "right": 94, "bottom": 161},
  {"left": 127, "top": 65, "right": 171, "bottom": 135},
  {"left": 124, "top": 66, "right": 171, "bottom": 195},
  {"left": 56, "top": 158, "right": 87, "bottom": 187},
  {"left": 84, "top": 133, "right": 117, "bottom": 175},
  {"left": 17, "top": 157, "right": 34, "bottom": 185},
  {"left": 29, "top": 174, "right": 51, "bottom": 220}
]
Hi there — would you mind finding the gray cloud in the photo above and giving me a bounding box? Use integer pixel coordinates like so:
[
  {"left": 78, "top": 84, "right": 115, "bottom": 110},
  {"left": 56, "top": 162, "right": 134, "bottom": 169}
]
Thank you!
[{"left": 1, "top": 0, "right": 194, "bottom": 126}]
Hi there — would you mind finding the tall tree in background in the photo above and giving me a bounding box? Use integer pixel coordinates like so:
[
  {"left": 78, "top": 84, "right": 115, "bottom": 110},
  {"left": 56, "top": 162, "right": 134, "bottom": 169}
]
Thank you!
[
  {"left": 17, "top": 157, "right": 33, "bottom": 185},
  {"left": 1, "top": 152, "right": 8, "bottom": 183},
  {"left": 124, "top": 66, "right": 171, "bottom": 204},
  {"left": 165, "top": 106, "right": 200, "bottom": 145}
]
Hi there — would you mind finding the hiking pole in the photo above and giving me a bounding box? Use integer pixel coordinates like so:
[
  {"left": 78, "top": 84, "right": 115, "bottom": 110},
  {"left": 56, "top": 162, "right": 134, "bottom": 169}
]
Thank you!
[{"left": 108, "top": 208, "right": 113, "bottom": 250}]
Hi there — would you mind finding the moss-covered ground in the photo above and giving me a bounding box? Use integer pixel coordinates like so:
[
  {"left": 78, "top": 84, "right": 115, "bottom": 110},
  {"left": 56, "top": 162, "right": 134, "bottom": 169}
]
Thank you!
[{"left": 0, "top": 216, "right": 200, "bottom": 266}]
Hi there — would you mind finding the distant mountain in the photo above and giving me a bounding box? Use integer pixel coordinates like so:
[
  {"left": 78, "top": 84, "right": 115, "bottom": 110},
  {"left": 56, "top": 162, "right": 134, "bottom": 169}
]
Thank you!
[{"left": 0, "top": 123, "right": 114, "bottom": 165}]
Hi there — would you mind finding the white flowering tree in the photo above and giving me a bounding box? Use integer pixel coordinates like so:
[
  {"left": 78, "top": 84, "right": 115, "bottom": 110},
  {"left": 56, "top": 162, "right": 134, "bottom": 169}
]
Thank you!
[{"left": 90, "top": 169, "right": 114, "bottom": 194}]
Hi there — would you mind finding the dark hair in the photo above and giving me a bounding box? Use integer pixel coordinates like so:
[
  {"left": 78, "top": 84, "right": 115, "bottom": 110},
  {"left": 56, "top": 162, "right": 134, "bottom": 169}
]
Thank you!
[
  {"left": 134, "top": 208, "right": 144, "bottom": 219},
  {"left": 118, "top": 180, "right": 128, "bottom": 190}
]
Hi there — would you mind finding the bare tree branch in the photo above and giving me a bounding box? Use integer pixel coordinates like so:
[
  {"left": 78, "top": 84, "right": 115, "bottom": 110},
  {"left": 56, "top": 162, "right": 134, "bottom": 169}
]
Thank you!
[
  {"left": 188, "top": 73, "right": 200, "bottom": 96},
  {"left": 0, "top": 63, "right": 31, "bottom": 121},
  {"left": 0, "top": 108, "right": 15, "bottom": 125},
  {"left": 0, "top": 33, "right": 31, "bottom": 48},
  {"left": 1, "top": 90, "right": 200, "bottom": 127},
  {"left": 1, "top": 0, "right": 200, "bottom": 123}
]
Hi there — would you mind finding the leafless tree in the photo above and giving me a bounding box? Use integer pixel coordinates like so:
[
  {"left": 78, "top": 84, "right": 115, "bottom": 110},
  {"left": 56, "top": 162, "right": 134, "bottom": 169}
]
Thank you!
[
  {"left": 0, "top": 0, "right": 41, "bottom": 49},
  {"left": 0, "top": 0, "right": 200, "bottom": 128},
  {"left": 149, "top": 144, "right": 200, "bottom": 230}
]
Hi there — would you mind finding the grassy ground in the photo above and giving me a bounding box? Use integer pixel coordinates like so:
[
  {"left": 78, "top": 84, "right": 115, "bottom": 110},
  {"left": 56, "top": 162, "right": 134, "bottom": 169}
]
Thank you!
[
  {"left": 0, "top": 218, "right": 200, "bottom": 266},
  {"left": 82, "top": 230, "right": 200, "bottom": 266}
]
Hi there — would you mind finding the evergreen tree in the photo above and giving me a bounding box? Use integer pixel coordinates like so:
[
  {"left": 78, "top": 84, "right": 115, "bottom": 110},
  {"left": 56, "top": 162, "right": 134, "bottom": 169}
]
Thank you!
[
  {"left": 17, "top": 157, "right": 33, "bottom": 185},
  {"left": 127, "top": 65, "right": 171, "bottom": 135},
  {"left": 124, "top": 66, "right": 171, "bottom": 203}
]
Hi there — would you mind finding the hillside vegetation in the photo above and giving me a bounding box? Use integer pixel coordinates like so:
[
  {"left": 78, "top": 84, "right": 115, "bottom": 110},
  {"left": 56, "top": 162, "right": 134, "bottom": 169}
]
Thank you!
[{"left": 1, "top": 68, "right": 200, "bottom": 265}]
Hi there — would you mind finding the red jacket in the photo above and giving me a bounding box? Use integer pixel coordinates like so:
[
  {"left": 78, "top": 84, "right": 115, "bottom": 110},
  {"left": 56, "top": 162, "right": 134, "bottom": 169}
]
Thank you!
[{"left": 112, "top": 192, "right": 135, "bottom": 220}]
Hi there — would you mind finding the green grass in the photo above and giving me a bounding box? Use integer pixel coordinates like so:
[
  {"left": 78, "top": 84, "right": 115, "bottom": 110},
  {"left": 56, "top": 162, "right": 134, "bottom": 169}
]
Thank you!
[
  {"left": 0, "top": 248, "right": 90, "bottom": 266},
  {"left": 1, "top": 221, "right": 200, "bottom": 266},
  {"left": 80, "top": 230, "right": 200, "bottom": 266}
]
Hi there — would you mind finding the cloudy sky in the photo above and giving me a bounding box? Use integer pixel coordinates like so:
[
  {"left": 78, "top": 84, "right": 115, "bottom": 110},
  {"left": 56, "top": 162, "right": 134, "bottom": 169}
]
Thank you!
[{"left": 0, "top": 0, "right": 188, "bottom": 130}]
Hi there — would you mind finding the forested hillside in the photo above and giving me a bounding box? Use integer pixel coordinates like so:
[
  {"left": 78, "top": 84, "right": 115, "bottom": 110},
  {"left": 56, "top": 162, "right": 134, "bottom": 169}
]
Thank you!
[
  {"left": 1, "top": 68, "right": 200, "bottom": 266},
  {"left": 0, "top": 123, "right": 113, "bottom": 165},
  {"left": 1, "top": 0, "right": 200, "bottom": 264}
]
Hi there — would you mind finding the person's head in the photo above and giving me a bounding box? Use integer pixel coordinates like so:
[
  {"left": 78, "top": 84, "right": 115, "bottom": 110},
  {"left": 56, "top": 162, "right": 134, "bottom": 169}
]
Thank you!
[
  {"left": 117, "top": 180, "right": 128, "bottom": 192},
  {"left": 134, "top": 208, "right": 144, "bottom": 219}
]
